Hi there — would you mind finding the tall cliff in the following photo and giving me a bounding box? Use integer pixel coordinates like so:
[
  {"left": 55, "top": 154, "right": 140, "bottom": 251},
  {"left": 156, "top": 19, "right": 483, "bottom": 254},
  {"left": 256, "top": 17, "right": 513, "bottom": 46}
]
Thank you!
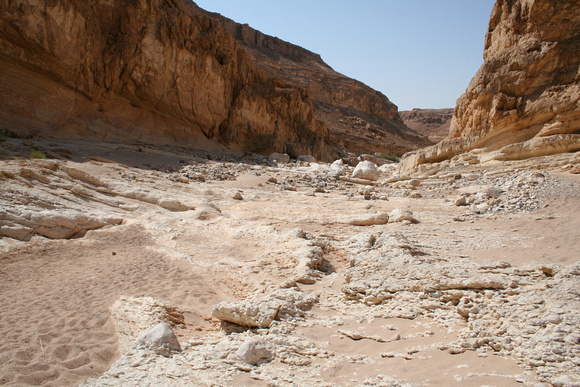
[
  {"left": 402, "top": 0, "right": 580, "bottom": 171},
  {"left": 0, "top": 0, "right": 335, "bottom": 160},
  {"left": 199, "top": 8, "right": 431, "bottom": 156}
]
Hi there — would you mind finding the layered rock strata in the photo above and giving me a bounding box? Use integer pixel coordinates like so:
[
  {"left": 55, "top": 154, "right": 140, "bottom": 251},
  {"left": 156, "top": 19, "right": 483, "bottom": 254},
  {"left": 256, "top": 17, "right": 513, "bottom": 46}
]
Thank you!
[
  {"left": 400, "top": 108, "right": 454, "bottom": 143},
  {"left": 202, "top": 9, "right": 431, "bottom": 155},
  {"left": 0, "top": 0, "right": 334, "bottom": 160},
  {"left": 402, "top": 0, "right": 580, "bottom": 172}
]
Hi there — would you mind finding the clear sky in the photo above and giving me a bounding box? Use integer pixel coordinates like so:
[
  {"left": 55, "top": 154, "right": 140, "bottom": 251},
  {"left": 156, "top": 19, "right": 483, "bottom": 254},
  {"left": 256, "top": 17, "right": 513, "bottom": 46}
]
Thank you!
[{"left": 193, "top": 0, "right": 496, "bottom": 111}]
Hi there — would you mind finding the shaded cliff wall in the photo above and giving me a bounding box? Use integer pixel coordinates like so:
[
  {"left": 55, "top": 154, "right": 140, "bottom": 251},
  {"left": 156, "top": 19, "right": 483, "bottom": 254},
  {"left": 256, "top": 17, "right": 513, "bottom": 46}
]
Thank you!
[{"left": 0, "top": 0, "right": 334, "bottom": 160}]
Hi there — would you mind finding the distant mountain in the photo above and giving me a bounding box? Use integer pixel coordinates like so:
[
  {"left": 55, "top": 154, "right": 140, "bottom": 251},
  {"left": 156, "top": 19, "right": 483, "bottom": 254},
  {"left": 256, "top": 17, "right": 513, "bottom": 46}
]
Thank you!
[{"left": 399, "top": 108, "right": 454, "bottom": 143}]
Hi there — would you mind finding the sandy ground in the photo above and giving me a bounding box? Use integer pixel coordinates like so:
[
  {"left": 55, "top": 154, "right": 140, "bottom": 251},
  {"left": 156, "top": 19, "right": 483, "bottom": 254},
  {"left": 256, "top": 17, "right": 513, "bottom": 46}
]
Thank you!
[{"left": 0, "top": 136, "right": 579, "bottom": 386}]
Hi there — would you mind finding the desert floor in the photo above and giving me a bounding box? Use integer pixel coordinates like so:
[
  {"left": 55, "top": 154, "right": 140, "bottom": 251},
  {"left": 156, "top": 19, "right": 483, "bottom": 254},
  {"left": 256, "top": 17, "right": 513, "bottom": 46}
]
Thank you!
[{"left": 1, "top": 136, "right": 579, "bottom": 386}]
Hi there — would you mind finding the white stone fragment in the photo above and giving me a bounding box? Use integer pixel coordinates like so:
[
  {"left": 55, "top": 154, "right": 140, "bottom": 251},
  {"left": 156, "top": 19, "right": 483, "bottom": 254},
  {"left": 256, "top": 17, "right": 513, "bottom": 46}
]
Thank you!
[
  {"left": 237, "top": 337, "right": 275, "bottom": 365},
  {"left": 134, "top": 322, "right": 181, "bottom": 357}
]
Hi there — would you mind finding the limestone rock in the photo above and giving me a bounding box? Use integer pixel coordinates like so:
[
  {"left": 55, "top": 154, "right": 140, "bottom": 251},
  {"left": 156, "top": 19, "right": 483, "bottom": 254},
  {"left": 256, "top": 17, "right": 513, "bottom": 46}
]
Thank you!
[
  {"left": 401, "top": 0, "right": 580, "bottom": 172},
  {"left": 236, "top": 337, "right": 275, "bottom": 365},
  {"left": 134, "top": 323, "right": 181, "bottom": 357},
  {"left": 157, "top": 199, "right": 190, "bottom": 212},
  {"left": 352, "top": 161, "right": 380, "bottom": 181},
  {"left": 212, "top": 289, "right": 318, "bottom": 328},
  {"left": 330, "top": 159, "right": 346, "bottom": 176},
  {"left": 347, "top": 213, "right": 390, "bottom": 226},
  {"left": 1, "top": 209, "right": 122, "bottom": 240},
  {"left": 388, "top": 209, "right": 417, "bottom": 224},
  {"left": 377, "top": 163, "right": 397, "bottom": 176},
  {"left": 110, "top": 296, "right": 184, "bottom": 354}
]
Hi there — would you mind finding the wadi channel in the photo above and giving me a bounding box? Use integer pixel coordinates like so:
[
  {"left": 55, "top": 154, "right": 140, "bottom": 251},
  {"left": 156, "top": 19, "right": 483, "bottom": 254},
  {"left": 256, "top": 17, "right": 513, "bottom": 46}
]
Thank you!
[{"left": 1, "top": 135, "right": 579, "bottom": 386}]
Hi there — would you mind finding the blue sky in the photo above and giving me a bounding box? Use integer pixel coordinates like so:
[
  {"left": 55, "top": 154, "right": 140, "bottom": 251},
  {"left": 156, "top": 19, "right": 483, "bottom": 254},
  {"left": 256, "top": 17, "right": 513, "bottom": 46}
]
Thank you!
[{"left": 193, "top": 1, "right": 495, "bottom": 111}]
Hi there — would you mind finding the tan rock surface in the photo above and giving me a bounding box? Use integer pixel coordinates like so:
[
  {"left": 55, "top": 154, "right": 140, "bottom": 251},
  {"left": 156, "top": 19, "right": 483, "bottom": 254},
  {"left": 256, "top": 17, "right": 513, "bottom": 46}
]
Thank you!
[
  {"left": 0, "top": 0, "right": 334, "bottom": 160},
  {"left": 402, "top": 0, "right": 580, "bottom": 172}
]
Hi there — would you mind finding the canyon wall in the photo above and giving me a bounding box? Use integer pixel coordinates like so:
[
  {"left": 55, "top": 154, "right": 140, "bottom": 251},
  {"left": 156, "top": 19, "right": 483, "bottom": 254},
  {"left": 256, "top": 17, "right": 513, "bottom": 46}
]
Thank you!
[
  {"left": 402, "top": 0, "right": 580, "bottom": 171},
  {"left": 202, "top": 9, "right": 431, "bottom": 156},
  {"left": 0, "top": 0, "right": 335, "bottom": 160}
]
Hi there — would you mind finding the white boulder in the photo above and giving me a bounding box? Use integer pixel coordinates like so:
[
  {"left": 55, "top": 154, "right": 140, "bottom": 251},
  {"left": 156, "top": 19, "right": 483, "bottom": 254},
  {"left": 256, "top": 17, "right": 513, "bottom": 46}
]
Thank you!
[
  {"left": 352, "top": 161, "right": 379, "bottom": 181},
  {"left": 237, "top": 337, "right": 275, "bottom": 365},
  {"left": 134, "top": 322, "right": 181, "bottom": 357}
]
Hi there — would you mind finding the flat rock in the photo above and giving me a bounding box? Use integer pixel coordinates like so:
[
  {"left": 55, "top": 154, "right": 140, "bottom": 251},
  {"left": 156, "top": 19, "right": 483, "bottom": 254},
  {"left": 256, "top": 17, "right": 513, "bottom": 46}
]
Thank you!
[{"left": 347, "top": 212, "right": 389, "bottom": 226}]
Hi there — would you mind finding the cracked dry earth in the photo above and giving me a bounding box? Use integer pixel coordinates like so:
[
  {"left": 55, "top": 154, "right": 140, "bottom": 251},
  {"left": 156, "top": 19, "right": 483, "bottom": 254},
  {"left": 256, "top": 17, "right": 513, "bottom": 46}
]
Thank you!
[{"left": 1, "top": 138, "right": 579, "bottom": 386}]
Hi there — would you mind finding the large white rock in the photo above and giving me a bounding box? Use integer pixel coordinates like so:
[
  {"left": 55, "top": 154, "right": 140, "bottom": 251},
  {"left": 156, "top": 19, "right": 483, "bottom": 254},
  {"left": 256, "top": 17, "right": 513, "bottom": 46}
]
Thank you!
[
  {"left": 134, "top": 322, "right": 181, "bottom": 357},
  {"left": 330, "top": 159, "right": 345, "bottom": 174},
  {"left": 237, "top": 337, "right": 275, "bottom": 365},
  {"left": 352, "top": 161, "right": 379, "bottom": 181}
]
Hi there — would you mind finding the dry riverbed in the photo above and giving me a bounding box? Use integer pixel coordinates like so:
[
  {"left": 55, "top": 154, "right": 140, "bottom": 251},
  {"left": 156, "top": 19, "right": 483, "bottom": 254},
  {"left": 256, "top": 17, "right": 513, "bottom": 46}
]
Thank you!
[{"left": 1, "top": 137, "right": 579, "bottom": 386}]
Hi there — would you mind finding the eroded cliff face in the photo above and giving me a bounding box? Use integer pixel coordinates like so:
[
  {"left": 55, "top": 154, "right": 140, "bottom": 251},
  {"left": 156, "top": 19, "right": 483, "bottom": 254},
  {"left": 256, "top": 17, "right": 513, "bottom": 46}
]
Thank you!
[
  {"left": 0, "top": 0, "right": 334, "bottom": 160},
  {"left": 204, "top": 10, "right": 431, "bottom": 156},
  {"left": 402, "top": 0, "right": 580, "bottom": 171}
]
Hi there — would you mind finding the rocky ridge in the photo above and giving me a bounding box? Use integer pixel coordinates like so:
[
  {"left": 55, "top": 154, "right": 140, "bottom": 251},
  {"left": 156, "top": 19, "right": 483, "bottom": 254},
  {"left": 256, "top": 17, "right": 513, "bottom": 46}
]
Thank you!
[
  {"left": 402, "top": 0, "right": 580, "bottom": 172},
  {"left": 201, "top": 7, "right": 432, "bottom": 156},
  {"left": 0, "top": 0, "right": 335, "bottom": 160}
]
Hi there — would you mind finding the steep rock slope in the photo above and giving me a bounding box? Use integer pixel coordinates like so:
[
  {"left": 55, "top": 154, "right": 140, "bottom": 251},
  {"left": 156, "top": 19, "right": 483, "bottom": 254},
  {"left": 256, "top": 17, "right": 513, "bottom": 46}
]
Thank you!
[
  {"left": 0, "top": 0, "right": 334, "bottom": 160},
  {"left": 201, "top": 9, "right": 431, "bottom": 155},
  {"left": 400, "top": 108, "right": 453, "bottom": 143},
  {"left": 402, "top": 0, "right": 580, "bottom": 171}
]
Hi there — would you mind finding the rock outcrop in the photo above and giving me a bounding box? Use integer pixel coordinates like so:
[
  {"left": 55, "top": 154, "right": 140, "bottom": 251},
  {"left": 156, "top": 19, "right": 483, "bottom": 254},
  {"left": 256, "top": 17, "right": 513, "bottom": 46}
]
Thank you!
[
  {"left": 202, "top": 9, "right": 431, "bottom": 155},
  {"left": 400, "top": 108, "right": 454, "bottom": 143},
  {"left": 0, "top": 0, "right": 335, "bottom": 160},
  {"left": 402, "top": 0, "right": 580, "bottom": 172}
]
